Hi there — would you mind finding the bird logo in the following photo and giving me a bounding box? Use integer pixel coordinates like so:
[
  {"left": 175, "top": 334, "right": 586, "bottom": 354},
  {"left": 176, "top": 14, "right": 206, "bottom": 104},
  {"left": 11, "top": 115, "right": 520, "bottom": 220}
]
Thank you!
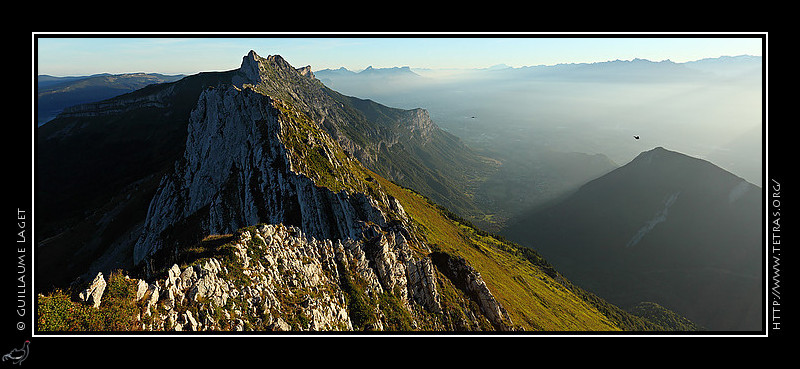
[{"left": 2, "top": 340, "right": 29, "bottom": 365}]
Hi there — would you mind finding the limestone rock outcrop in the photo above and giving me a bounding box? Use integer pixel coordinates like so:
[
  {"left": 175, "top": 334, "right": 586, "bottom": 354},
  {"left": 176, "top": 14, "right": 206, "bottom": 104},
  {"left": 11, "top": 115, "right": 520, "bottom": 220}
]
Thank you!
[
  {"left": 131, "top": 224, "right": 445, "bottom": 331},
  {"left": 78, "top": 272, "right": 106, "bottom": 308},
  {"left": 430, "top": 252, "right": 513, "bottom": 330},
  {"left": 75, "top": 217, "right": 516, "bottom": 331},
  {"left": 133, "top": 82, "right": 389, "bottom": 265}
]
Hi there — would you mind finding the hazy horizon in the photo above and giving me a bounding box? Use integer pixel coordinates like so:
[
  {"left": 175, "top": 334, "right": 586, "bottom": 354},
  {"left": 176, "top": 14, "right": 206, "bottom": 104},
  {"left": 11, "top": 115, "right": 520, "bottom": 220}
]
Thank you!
[
  {"left": 35, "top": 34, "right": 765, "bottom": 188},
  {"left": 36, "top": 54, "right": 764, "bottom": 78},
  {"left": 35, "top": 34, "right": 764, "bottom": 76}
]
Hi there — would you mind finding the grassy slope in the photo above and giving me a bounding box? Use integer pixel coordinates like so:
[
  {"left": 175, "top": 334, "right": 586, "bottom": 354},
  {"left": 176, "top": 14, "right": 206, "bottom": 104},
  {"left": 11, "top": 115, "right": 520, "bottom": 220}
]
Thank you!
[
  {"left": 372, "top": 174, "right": 621, "bottom": 331},
  {"left": 274, "top": 98, "right": 623, "bottom": 331}
]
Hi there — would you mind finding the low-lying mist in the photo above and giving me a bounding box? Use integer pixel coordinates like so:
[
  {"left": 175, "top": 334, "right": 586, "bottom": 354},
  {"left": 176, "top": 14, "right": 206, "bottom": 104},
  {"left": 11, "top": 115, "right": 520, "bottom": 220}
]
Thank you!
[{"left": 317, "top": 57, "right": 763, "bottom": 190}]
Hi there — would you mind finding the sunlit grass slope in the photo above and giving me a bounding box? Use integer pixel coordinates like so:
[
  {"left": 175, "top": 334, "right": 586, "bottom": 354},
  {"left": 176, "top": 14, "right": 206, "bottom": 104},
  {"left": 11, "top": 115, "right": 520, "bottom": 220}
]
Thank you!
[{"left": 373, "top": 174, "right": 621, "bottom": 331}]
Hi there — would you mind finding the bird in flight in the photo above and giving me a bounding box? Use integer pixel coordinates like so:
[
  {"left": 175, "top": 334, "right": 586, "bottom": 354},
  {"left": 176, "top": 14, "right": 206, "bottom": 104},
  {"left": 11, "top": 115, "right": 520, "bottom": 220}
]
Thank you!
[{"left": 633, "top": 135, "right": 640, "bottom": 140}]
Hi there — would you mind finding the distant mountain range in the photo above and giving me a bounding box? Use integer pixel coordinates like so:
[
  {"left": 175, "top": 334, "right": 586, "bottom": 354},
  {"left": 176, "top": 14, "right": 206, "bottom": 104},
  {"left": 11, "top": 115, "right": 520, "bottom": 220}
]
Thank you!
[
  {"left": 683, "top": 55, "right": 763, "bottom": 77},
  {"left": 317, "top": 55, "right": 761, "bottom": 81},
  {"left": 37, "top": 73, "right": 184, "bottom": 125},
  {"left": 315, "top": 65, "right": 420, "bottom": 85},
  {"left": 505, "top": 146, "right": 762, "bottom": 331},
  {"left": 517, "top": 55, "right": 761, "bottom": 79},
  {"left": 509, "top": 56, "right": 762, "bottom": 82}
]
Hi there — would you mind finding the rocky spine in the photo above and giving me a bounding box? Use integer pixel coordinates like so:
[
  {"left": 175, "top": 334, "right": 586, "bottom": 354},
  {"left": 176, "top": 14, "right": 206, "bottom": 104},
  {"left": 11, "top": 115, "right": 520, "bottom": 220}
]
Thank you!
[
  {"left": 122, "top": 51, "right": 513, "bottom": 331},
  {"left": 84, "top": 223, "right": 514, "bottom": 331}
]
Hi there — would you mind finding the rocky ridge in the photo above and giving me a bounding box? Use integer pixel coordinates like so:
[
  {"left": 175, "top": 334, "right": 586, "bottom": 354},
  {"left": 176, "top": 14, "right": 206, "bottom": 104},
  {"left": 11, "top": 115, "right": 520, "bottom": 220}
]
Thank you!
[
  {"left": 133, "top": 52, "right": 448, "bottom": 266},
  {"left": 122, "top": 51, "right": 514, "bottom": 331},
  {"left": 36, "top": 50, "right": 492, "bottom": 293},
  {"left": 233, "top": 50, "right": 442, "bottom": 171},
  {"left": 78, "top": 222, "right": 512, "bottom": 331}
]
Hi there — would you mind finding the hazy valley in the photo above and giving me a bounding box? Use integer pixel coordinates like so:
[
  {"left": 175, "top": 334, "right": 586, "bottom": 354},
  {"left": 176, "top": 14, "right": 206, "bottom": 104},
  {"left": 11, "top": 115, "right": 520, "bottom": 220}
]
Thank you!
[{"left": 317, "top": 55, "right": 762, "bottom": 186}]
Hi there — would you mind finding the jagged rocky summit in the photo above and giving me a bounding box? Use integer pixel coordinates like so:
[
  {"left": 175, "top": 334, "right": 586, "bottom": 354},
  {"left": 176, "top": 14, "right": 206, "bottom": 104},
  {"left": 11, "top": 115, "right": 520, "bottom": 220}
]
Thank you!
[
  {"left": 134, "top": 51, "right": 447, "bottom": 266},
  {"left": 121, "top": 51, "right": 513, "bottom": 331}
]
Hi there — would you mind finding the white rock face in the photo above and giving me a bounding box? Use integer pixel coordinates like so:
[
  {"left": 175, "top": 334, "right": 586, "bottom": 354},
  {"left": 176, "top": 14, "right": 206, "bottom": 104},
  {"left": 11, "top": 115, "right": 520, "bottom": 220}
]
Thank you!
[
  {"left": 131, "top": 223, "right": 446, "bottom": 331},
  {"left": 134, "top": 84, "right": 388, "bottom": 265},
  {"left": 430, "top": 252, "right": 513, "bottom": 330},
  {"left": 78, "top": 272, "right": 106, "bottom": 308}
]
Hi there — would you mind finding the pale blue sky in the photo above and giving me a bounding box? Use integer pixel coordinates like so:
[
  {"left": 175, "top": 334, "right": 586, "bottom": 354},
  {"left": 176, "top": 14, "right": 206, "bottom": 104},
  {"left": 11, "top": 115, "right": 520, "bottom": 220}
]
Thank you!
[{"left": 35, "top": 33, "right": 765, "bottom": 77}]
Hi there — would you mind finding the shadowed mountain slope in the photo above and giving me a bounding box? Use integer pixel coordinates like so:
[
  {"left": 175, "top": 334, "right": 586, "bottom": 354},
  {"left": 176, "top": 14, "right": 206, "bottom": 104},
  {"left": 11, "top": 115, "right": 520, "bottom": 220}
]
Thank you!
[{"left": 505, "top": 146, "right": 762, "bottom": 331}]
